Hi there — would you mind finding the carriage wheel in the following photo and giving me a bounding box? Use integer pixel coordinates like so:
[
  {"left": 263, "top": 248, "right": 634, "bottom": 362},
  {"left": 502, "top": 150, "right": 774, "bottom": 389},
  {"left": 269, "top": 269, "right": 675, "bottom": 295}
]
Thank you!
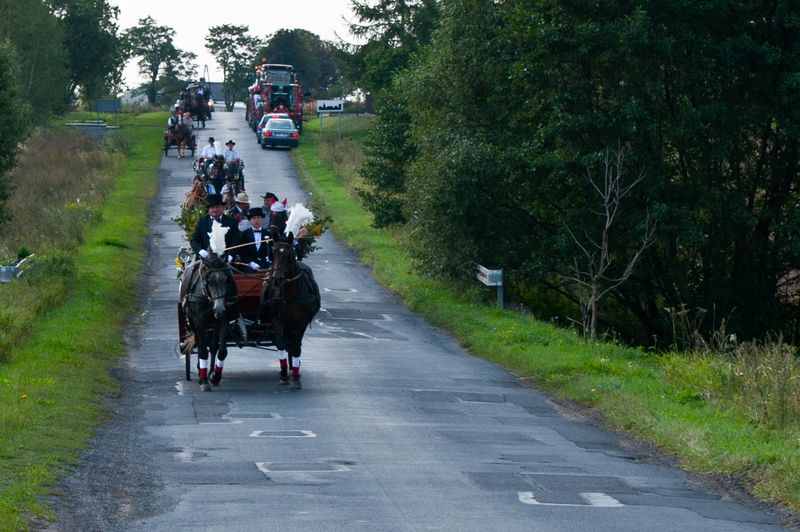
[
  {"left": 185, "top": 346, "right": 191, "bottom": 381},
  {"left": 164, "top": 142, "right": 170, "bottom": 157}
]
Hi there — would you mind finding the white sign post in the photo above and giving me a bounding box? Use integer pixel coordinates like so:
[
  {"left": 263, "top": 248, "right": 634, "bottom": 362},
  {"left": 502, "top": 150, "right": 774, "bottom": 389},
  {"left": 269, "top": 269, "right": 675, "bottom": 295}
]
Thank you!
[
  {"left": 316, "top": 100, "right": 344, "bottom": 113},
  {"left": 316, "top": 100, "right": 345, "bottom": 140},
  {"left": 476, "top": 265, "right": 503, "bottom": 307}
]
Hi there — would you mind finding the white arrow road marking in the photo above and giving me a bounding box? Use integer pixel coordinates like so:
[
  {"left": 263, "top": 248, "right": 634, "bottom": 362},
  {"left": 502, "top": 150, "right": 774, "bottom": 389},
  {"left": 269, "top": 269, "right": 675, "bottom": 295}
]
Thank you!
[{"left": 518, "top": 491, "right": 624, "bottom": 507}]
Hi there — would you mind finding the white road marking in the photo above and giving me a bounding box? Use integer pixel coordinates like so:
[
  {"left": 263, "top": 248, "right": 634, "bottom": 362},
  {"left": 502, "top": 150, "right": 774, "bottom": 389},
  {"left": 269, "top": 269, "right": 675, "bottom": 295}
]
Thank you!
[
  {"left": 518, "top": 491, "right": 624, "bottom": 507},
  {"left": 255, "top": 462, "right": 351, "bottom": 473},
  {"left": 249, "top": 430, "right": 317, "bottom": 438},
  {"left": 323, "top": 287, "right": 358, "bottom": 292}
]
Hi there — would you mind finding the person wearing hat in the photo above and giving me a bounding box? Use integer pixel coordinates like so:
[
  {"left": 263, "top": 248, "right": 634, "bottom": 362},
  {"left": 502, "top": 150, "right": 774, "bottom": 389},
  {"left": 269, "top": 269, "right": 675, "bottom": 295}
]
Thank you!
[
  {"left": 201, "top": 136, "right": 216, "bottom": 160},
  {"left": 262, "top": 192, "right": 279, "bottom": 209},
  {"left": 228, "top": 191, "right": 252, "bottom": 232},
  {"left": 222, "top": 139, "right": 245, "bottom": 190},
  {"left": 268, "top": 200, "right": 289, "bottom": 234},
  {"left": 190, "top": 193, "right": 241, "bottom": 260},
  {"left": 238, "top": 207, "right": 272, "bottom": 271}
]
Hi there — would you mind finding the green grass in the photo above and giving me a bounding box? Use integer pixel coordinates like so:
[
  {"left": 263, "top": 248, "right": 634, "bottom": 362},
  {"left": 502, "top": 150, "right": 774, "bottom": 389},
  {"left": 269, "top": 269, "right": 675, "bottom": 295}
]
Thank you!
[
  {"left": 291, "top": 114, "right": 800, "bottom": 515},
  {"left": 0, "top": 113, "right": 165, "bottom": 530}
]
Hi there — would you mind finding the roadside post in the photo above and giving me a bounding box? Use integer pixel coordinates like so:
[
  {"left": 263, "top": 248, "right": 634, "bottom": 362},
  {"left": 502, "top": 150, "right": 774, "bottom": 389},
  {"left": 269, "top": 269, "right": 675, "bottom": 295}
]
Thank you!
[{"left": 476, "top": 265, "right": 503, "bottom": 308}]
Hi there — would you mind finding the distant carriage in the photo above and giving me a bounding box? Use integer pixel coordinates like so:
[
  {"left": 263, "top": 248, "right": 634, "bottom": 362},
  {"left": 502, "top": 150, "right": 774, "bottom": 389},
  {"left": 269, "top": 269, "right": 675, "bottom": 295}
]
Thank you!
[{"left": 163, "top": 123, "right": 196, "bottom": 158}]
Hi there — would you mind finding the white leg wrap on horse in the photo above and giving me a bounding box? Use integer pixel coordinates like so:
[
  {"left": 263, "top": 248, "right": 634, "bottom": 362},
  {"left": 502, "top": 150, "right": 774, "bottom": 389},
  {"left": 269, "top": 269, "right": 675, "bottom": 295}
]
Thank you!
[
  {"left": 199, "top": 358, "right": 209, "bottom": 369},
  {"left": 293, "top": 358, "right": 300, "bottom": 368},
  {"left": 278, "top": 350, "right": 287, "bottom": 361},
  {"left": 216, "top": 358, "right": 224, "bottom": 368}
]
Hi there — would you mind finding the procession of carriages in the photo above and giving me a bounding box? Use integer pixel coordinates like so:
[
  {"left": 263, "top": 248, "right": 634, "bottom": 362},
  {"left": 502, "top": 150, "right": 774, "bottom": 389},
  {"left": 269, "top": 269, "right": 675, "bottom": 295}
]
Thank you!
[{"left": 170, "top": 95, "right": 322, "bottom": 391}]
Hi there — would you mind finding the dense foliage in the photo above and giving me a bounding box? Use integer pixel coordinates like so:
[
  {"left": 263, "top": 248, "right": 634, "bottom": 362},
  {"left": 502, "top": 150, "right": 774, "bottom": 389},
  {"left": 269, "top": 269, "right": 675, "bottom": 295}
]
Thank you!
[
  {"left": 357, "top": 0, "right": 800, "bottom": 344},
  {"left": 0, "top": 0, "right": 71, "bottom": 117},
  {"left": 342, "top": 0, "right": 439, "bottom": 96},
  {"left": 0, "top": 41, "right": 29, "bottom": 227},
  {"left": 46, "top": 0, "right": 126, "bottom": 101}
]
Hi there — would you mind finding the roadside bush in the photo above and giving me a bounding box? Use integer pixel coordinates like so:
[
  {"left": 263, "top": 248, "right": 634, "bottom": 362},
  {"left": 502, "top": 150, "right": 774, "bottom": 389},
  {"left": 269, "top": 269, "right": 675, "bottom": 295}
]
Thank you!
[
  {"left": 0, "top": 126, "right": 123, "bottom": 259},
  {"left": 729, "top": 337, "right": 800, "bottom": 430}
]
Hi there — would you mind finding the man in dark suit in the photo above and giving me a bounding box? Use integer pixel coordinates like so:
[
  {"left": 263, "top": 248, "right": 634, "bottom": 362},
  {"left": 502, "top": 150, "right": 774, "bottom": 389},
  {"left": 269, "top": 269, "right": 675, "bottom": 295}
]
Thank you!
[
  {"left": 238, "top": 207, "right": 271, "bottom": 271},
  {"left": 190, "top": 193, "right": 241, "bottom": 259}
]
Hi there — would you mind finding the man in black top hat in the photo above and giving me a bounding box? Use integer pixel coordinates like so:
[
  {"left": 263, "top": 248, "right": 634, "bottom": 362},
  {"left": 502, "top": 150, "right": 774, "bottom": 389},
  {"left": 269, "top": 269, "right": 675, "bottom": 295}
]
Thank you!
[
  {"left": 238, "top": 207, "right": 271, "bottom": 271},
  {"left": 190, "top": 193, "right": 241, "bottom": 259}
]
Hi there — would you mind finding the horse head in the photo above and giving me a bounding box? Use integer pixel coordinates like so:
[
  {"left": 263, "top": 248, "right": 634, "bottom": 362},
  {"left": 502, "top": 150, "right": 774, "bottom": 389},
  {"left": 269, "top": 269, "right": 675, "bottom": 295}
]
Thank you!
[{"left": 200, "top": 254, "right": 234, "bottom": 319}]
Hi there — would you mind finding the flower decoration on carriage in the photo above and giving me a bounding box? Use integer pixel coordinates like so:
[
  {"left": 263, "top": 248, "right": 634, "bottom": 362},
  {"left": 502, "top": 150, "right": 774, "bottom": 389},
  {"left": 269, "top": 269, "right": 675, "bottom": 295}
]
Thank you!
[{"left": 285, "top": 203, "right": 329, "bottom": 260}]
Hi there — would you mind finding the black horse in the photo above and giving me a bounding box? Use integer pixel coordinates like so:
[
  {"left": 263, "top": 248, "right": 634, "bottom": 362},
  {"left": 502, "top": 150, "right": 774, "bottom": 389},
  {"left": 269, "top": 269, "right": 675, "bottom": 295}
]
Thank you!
[
  {"left": 181, "top": 254, "right": 237, "bottom": 391},
  {"left": 260, "top": 232, "right": 320, "bottom": 389}
]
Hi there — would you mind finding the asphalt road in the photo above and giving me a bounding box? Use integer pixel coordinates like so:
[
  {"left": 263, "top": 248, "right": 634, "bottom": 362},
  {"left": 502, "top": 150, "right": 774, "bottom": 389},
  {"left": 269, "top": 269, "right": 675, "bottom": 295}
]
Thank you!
[{"left": 44, "top": 109, "right": 789, "bottom": 531}]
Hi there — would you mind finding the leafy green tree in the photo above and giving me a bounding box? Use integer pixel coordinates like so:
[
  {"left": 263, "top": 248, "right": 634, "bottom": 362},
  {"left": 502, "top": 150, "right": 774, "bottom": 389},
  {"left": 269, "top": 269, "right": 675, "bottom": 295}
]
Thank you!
[
  {"left": 206, "top": 25, "right": 262, "bottom": 111},
  {"left": 45, "top": 0, "right": 125, "bottom": 101},
  {"left": 0, "top": 0, "right": 71, "bottom": 118},
  {"left": 498, "top": 0, "right": 800, "bottom": 341},
  {"left": 158, "top": 50, "right": 198, "bottom": 106},
  {"left": 386, "top": 0, "right": 800, "bottom": 342},
  {"left": 358, "top": 90, "right": 414, "bottom": 226},
  {"left": 124, "top": 17, "right": 182, "bottom": 105},
  {"left": 0, "top": 40, "right": 30, "bottom": 227},
  {"left": 342, "top": 0, "right": 439, "bottom": 95}
]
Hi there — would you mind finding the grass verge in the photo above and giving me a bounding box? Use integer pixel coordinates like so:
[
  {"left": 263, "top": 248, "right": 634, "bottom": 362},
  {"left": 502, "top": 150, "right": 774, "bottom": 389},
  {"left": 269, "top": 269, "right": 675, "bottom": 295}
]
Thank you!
[
  {"left": 0, "top": 113, "right": 165, "bottom": 530},
  {"left": 290, "top": 114, "right": 800, "bottom": 517}
]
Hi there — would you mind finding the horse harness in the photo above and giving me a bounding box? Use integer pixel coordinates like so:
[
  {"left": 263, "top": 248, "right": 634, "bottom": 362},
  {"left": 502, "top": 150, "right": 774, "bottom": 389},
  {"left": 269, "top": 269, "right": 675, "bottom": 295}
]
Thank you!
[{"left": 183, "top": 261, "right": 237, "bottom": 306}]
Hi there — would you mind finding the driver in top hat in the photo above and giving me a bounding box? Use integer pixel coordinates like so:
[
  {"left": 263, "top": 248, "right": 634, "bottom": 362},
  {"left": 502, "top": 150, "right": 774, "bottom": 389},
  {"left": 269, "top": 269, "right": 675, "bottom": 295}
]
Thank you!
[{"left": 190, "top": 193, "right": 241, "bottom": 260}]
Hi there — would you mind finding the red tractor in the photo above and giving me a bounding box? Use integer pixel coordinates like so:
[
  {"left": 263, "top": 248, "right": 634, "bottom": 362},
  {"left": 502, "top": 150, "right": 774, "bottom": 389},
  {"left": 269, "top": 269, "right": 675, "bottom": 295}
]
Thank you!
[{"left": 246, "top": 64, "right": 304, "bottom": 133}]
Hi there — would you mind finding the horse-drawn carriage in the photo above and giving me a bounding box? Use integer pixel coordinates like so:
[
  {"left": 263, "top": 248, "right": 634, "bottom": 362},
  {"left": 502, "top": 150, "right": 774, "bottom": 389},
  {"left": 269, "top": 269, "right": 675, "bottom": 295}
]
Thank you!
[
  {"left": 164, "top": 125, "right": 196, "bottom": 158},
  {"left": 176, "top": 225, "right": 321, "bottom": 390},
  {"left": 181, "top": 84, "right": 211, "bottom": 128}
]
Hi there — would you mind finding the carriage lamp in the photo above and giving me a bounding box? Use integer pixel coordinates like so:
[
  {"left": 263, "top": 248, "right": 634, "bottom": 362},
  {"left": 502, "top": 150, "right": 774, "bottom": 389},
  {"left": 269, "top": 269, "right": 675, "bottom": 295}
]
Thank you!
[{"left": 175, "top": 247, "right": 191, "bottom": 269}]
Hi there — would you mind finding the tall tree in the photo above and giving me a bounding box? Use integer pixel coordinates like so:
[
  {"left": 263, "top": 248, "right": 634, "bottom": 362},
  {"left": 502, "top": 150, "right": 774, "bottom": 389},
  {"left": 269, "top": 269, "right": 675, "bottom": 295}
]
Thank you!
[
  {"left": 342, "top": 0, "right": 439, "bottom": 95},
  {"left": 0, "top": 0, "right": 71, "bottom": 118},
  {"left": 205, "top": 25, "right": 262, "bottom": 111},
  {"left": 124, "top": 17, "right": 182, "bottom": 105},
  {"left": 45, "top": 0, "right": 125, "bottom": 101},
  {"left": 0, "top": 40, "right": 30, "bottom": 227}
]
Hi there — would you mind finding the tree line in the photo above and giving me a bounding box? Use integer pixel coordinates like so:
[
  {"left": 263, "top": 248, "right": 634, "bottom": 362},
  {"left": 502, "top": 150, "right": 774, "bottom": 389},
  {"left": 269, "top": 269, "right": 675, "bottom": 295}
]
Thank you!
[{"left": 349, "top": 0, "right": 800, "bottom": 345}]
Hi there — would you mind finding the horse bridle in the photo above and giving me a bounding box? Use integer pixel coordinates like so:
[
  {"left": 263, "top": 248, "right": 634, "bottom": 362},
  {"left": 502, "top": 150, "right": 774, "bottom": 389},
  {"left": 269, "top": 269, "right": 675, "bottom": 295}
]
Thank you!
[{"left": 200, "top": 262, "right": 235, "bottom": 306}]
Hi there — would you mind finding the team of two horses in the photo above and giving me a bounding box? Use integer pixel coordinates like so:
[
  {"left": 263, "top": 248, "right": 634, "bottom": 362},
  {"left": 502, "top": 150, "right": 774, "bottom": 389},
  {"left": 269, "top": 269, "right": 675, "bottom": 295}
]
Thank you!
[{"left": 180, "top": 225, "right": 320, "bottom": 392}]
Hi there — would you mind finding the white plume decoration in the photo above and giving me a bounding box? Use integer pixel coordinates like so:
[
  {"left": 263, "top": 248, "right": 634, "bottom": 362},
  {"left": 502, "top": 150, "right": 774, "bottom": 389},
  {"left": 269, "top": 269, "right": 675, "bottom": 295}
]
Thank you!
[
  {"left": 285, "top": 203, "right": 314, "bottom": 237},
  {"left": 209, "top": 219, "right": 229, "bottom": 255}
]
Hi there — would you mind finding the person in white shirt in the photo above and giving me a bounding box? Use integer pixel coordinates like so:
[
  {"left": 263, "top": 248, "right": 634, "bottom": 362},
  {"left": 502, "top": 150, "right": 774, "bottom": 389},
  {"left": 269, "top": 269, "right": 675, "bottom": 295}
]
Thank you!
[
  {"left": 222, "top": 140, "right": 239, "bottom": 163},
  {"left": 200, "top": 137, "right": 216, "bottom": 173},
  {"left": 201, "top": 137, "right": 216, "bottom": 159},
  {"left": 222, "top": 140, "right": 245, "bottom": 189}
]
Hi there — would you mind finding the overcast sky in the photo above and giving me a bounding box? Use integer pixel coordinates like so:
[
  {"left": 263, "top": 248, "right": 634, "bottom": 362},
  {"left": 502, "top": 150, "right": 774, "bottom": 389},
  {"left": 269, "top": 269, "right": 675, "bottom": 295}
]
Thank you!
[{"left": 110, "top": 0, "right": 356, "bottom": 89}]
